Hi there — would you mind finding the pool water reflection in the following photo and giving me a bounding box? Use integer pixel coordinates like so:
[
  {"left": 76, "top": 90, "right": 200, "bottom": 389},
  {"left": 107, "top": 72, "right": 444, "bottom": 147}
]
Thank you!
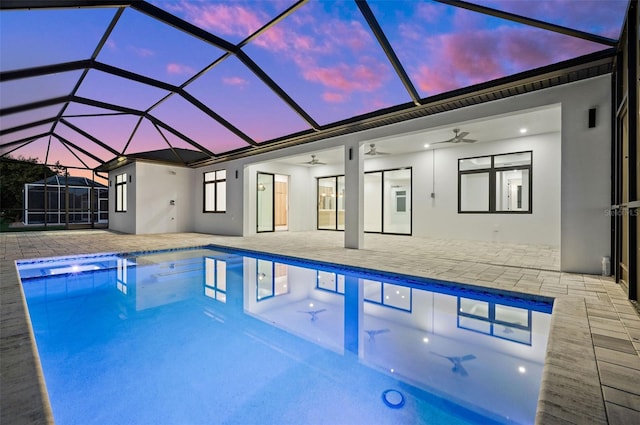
[{"left": 19, "top": 247, "right": 552, "bottom": 425}]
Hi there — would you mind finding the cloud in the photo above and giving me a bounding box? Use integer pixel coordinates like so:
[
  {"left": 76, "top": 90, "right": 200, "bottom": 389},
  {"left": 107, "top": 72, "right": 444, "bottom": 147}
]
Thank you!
[
  {"left": 164, "top": 1, "right": 265, "bottom": 40},
  {"left": 222, "top": 76, "right": 249, "bottom": 88},
  {"left": 322, "top": 92, "right": 347, "bottom": 103},
  {"left": 167, "top": 63, "right": 195, "bottom": 75},
  {"left": 249, "top": 5, "right": 388, "bottom": 100},
  {"left": 127, "top": 46, "right": 154, "bottom": 58},
  {"left": 252, "top": 25, "right": 289, "bottom": 51},
  {"left": 410, "top": 22, "right": 603, "bottom": 96},
  {"left": 414, "top": 2, "right": 446, "bottom": 23},
  {"left": 323, "top": 19, "right": 372, "bottom": 52},
  {"left": 303, "top": 61, "right": 386, "bottom": 93}
]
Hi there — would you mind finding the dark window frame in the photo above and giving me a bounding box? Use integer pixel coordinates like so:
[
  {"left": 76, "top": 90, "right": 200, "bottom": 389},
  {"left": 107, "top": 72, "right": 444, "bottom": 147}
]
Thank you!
[
  {"left": 457, "top": 297, "right": 533, "bottom": 345},
  {"left": 115, "top": 173, "right": 127, "bottom": 213},
  {"left": 458, "top": 151, "right": 533, "bottom": 214},
  {"left": 203, "top": 170, "right": 226, "bottom": 213}
]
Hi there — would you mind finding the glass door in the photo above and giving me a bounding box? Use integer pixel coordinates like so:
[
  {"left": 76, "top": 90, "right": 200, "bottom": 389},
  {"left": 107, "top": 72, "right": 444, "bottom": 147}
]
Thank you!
[
  {"left": 257, "top": 172, "right": 274, "bottom": 232},
  {"left": 317, "top": 176, "right": 345, "bottom": 230},
  {"left": 383, "top": 168, "right": 412, "bottom": 234}
]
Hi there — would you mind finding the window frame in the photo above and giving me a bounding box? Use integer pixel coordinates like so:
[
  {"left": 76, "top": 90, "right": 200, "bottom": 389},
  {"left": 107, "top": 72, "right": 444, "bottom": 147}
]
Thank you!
[
  {"left": 115, "top": 173, "right": 127, "bottom": 213},
  {"left": 458, "top": 151, "right": 533, "bottom": 214},
  {"left": 203, "top": 169, "right": 226, "bottom": 213}
]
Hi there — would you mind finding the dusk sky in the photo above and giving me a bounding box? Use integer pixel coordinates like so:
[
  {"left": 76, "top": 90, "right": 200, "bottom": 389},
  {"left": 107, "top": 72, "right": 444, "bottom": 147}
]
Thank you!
[{"left": 0, "top": 0, "right": 630, "bottom": 179}]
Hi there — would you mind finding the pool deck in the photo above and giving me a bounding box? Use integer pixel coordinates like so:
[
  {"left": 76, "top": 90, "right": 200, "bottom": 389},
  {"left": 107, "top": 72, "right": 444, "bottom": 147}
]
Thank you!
[{"left": 1, "top": 230, "right": 639, "bottom": 424}]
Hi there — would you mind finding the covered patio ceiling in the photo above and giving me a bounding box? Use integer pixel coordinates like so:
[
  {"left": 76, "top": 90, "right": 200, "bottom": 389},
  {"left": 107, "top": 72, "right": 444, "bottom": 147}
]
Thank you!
[{"left": 0, "top": 0, "right": 630, "bottom": 177}]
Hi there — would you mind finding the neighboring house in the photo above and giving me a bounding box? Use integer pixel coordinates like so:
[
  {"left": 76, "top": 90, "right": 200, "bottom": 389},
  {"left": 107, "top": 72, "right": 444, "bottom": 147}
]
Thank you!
[{"left": 23, "top": 175, "right": 108, "bottom": 226}]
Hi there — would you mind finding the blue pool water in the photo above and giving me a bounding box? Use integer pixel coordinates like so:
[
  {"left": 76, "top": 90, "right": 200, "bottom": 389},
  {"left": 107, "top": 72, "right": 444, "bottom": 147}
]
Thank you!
[{"left": 18, "top": 246, "right": 552, "bottom": 425}]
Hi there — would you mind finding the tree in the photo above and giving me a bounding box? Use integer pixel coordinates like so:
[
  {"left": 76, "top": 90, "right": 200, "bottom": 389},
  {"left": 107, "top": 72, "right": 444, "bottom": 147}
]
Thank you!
[{"left": 0, "top": 155, "right": 57, "bottom": 222}]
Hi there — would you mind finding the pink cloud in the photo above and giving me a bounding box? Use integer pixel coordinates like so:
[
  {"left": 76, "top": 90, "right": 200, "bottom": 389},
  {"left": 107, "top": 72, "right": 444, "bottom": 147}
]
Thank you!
[
  {"left": 303, "top": 61, "right": 386, "bottom": 93},
  {"left": 323, "top": 19, "right": 372, "bottom": 52},
  {"left": 322, "top": 92, "right": 347, "bottom": 103},
  {"left": 411, "top": 22, "right": 604, "bottom": 97},
  {"left": 167, "top": 63, "right": 195, "bottom": 75},
  {"left": 222, "top": 76, "right": 249, "bottom": 88},
  {"left": 252, "top": 25, "right": 289, "bottom": 51},
  {"left": 165, "top": 1, "right": 264, "bottom": 40}
]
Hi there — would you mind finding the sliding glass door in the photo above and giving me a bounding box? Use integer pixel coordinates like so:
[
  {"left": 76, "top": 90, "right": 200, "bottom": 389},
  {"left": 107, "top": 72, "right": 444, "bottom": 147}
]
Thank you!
[
  {"left": 364, "top": 168, "right": 412, "bottom": 235},
  {"left": 318, "top": 168, "right": 411, "bottom": 234},
  {"left": 317, "top": 176, "right": 345, "bottom": 230}
]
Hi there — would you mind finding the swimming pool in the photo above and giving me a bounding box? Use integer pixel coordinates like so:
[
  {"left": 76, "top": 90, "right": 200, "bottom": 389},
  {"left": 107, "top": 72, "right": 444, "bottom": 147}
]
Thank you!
[{"left": 18, "top": 246, "right": 552, "bottom": 425}]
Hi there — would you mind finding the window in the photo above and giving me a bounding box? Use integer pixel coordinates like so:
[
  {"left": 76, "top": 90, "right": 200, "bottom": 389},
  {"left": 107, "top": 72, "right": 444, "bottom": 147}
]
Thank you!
[
  {"left": 256, "top": 259, "right": 288, "bottom": 301},
  {"left": 457, "top": 297, "right": 532, "bottom": 345},
  {"left": 205, "top": 257, "right": 227, "bottom": 303},
  {"left": 363, "top": 280, "right": 412, "bottom": 312},
  {"left": 458, "top": 151, "right": 532, "bottom": 213},
  {"left": 115, "top": 173, "right": 127, "bottom": 212},
  {"left": 204, "top": 170, "right": 226, "bottom": 213}
]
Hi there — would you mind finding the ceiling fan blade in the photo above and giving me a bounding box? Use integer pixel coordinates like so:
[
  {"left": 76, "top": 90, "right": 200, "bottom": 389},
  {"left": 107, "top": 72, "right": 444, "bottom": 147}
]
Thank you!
[
  {"left": 460, "top": 138, "right": 477, "bottom": 143},
  {"left": 455, "top": 365, "right": 469, "bottom": 377},
  {"left": 458, "top": 131, "right": 470, "bottom": 138}
]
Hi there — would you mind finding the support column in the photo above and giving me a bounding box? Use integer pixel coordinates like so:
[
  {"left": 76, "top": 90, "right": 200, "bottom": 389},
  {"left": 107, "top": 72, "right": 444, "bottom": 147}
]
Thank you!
[
  {"left": 343, "top": 274, "right": 363, "bottom": 356},
  {"left": 344, "top": 141, "right": 364, "bottom": 249}
]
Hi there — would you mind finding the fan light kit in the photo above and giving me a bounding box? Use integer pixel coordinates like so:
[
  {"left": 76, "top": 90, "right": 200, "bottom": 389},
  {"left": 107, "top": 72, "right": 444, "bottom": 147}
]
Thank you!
[
  {"left": 365, "top": 143, "right": 389, "bottom": 156},
  {"left": 302, "top": 154, "right": 326, "bottom": 165}
]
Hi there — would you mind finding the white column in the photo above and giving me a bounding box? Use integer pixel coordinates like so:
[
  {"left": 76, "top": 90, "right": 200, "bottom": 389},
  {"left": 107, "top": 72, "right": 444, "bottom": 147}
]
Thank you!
[{"left": 344, "top": 141, "right": 364, "bottom": 249}]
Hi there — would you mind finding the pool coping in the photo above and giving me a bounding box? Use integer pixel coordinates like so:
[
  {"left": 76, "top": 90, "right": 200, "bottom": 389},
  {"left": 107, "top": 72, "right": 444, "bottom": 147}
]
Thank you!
[{"left": 1, "top": 233, "right": 639, "bottom": 425}]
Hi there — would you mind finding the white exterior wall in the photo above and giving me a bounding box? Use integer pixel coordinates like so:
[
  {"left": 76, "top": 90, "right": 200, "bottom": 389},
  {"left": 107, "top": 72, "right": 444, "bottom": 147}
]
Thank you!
[
  {"left": 409, "top": 133, "right": 561, "bottom": 245},
  {"left": 108, "top": 162, "right": 136, "bottom": 234},
  {"left": 134, "top": 162, "right": 193, "bottom": 234},
  {"left": 192, "top": 161, "right": 244, "bottom": 236},
  {"left": 108, "top": 161, "right": 194, "bottom": 234}
]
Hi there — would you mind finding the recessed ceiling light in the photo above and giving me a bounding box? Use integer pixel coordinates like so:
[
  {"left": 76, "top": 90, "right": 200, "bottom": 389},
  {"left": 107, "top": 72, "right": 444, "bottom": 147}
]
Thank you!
[
  {"left": 424, "top": 143, "right": 430, "bottom": 148},
  {"left": 519, "top": 128, "right": 527, "bottom": 134},
  {"left": 518, "top": 366, "right": 526, "bottom": 374}
]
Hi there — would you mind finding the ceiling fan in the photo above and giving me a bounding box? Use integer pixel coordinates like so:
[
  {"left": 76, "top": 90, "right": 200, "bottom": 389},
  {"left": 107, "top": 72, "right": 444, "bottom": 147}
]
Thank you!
[
  {"left": 302, "top": 154, "right": 326, "bottom": 165},
  {"left": 432, "top": 128, "right": 477, "bottom": 145},
  {"left": 430, "top": 352, "right": 477, "bottom": 377},
  {"left": 365, "top": 143, "right": 389, "bottom": 156}
]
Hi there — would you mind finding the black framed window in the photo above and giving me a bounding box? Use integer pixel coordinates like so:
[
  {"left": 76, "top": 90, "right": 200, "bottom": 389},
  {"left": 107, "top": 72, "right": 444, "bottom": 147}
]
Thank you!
[
  {"left": 256, "top": 259, "right": 289, "bottom": 301},
  {"left": 315, "top": 272, "right": 412, "bottom": 312},
  {"left": 204, "top": 257, "right": 227, "bottom": 303},
  {"left": 204, "top": 170, "right": 226, "bottom": 213},
  {"left": 458, "top": 151, "right": 532, "bottom": 213},
  {"left": 115, "top": 173, "right": 127, "bottom": 212},
  {"left": 457, "top": 297, "right": 532, "bottom": 345}
]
